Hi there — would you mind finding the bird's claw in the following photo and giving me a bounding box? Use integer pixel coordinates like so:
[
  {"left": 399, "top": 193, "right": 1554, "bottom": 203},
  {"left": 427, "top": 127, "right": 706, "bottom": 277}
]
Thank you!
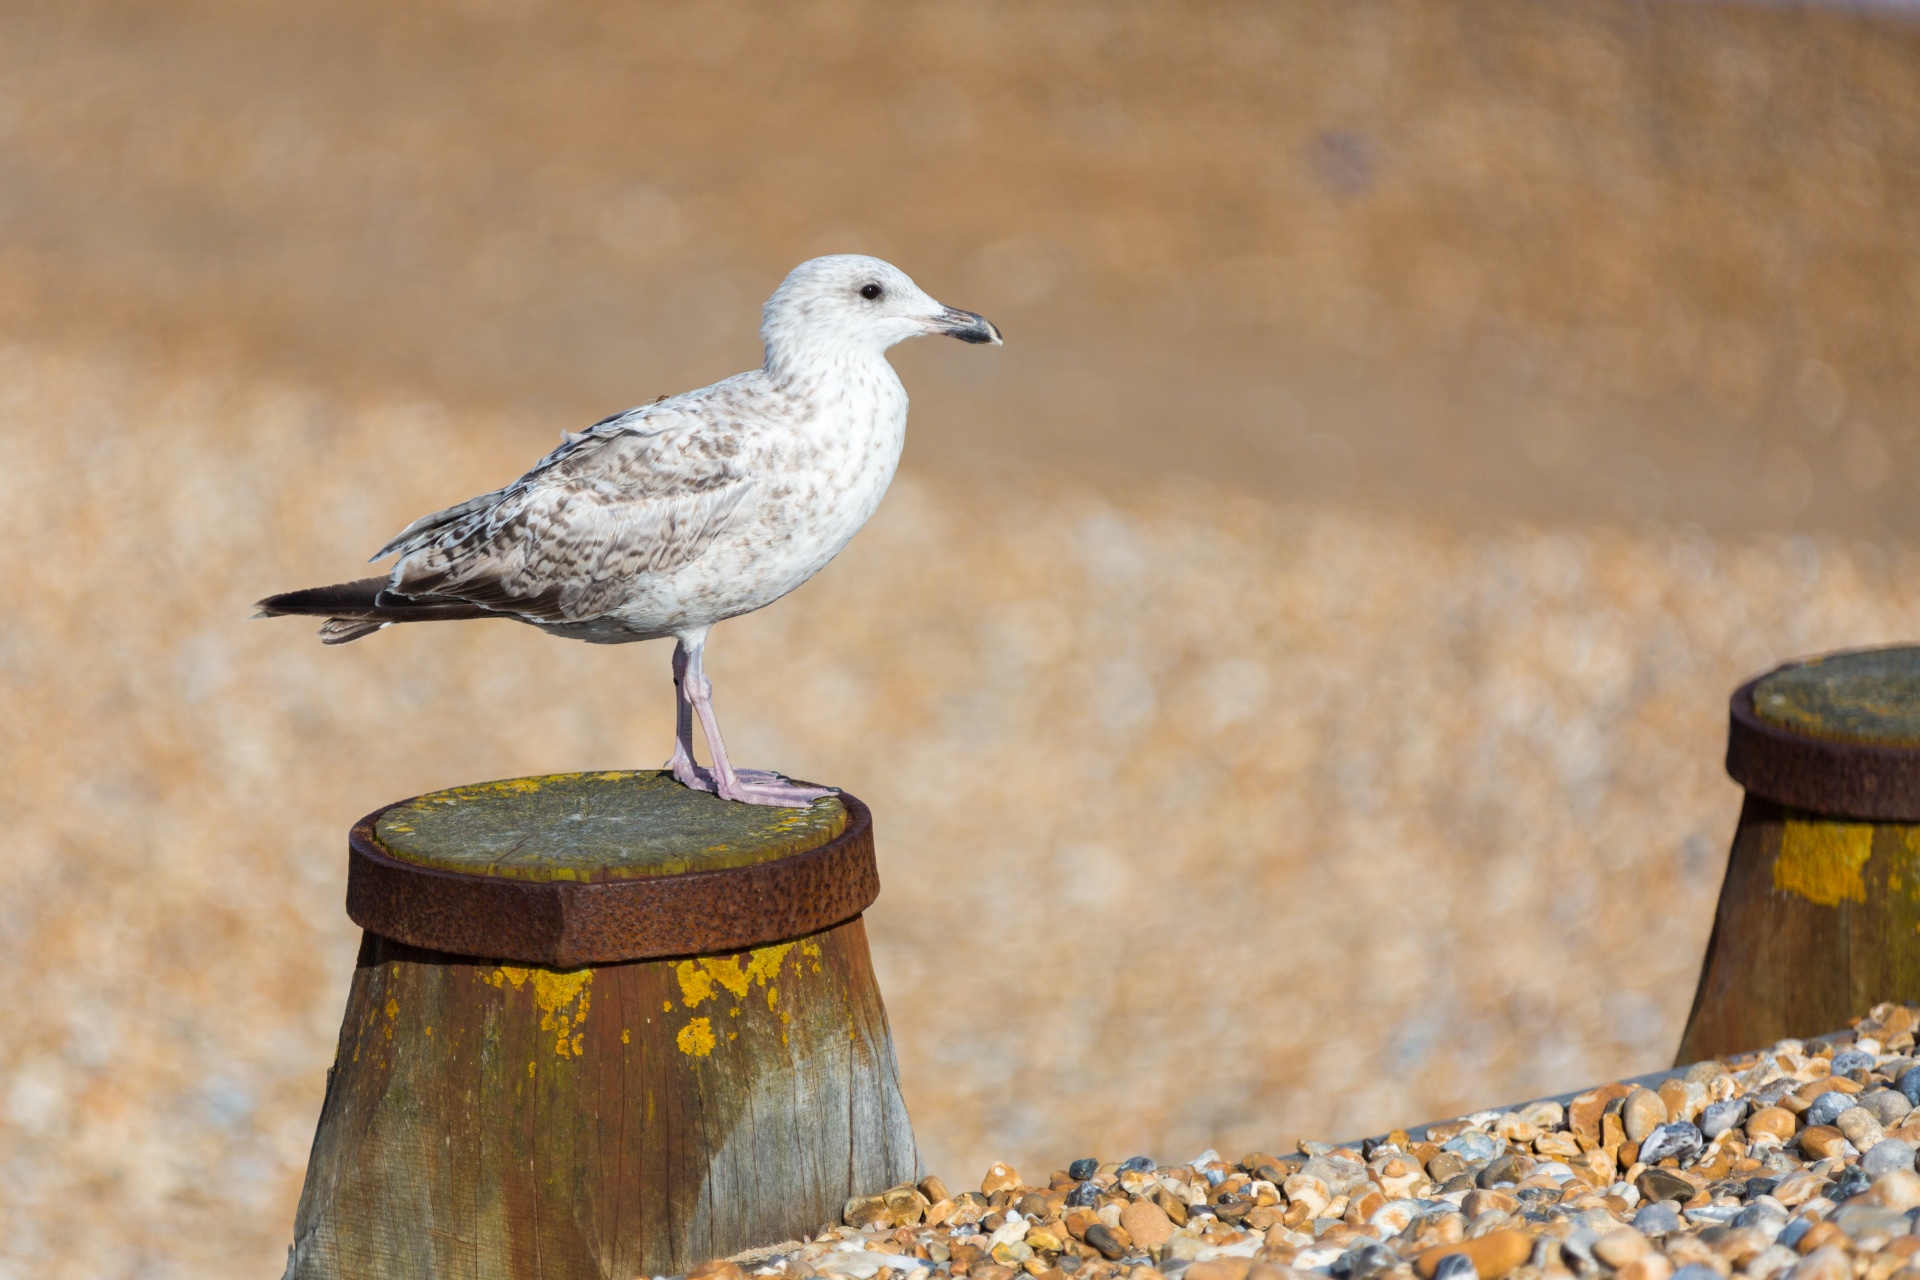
[{"left": 665, "top": 758, "right": 833, "bottom": 808}]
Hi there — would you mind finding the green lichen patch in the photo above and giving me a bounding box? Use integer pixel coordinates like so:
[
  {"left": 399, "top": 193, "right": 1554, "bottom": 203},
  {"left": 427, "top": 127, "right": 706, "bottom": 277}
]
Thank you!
[
  {"left": 1753, "top": 646, "right": 1920, "bottom": 747},
  {"left": 373, "top": 770, "right": 846, "bottom": 882}
]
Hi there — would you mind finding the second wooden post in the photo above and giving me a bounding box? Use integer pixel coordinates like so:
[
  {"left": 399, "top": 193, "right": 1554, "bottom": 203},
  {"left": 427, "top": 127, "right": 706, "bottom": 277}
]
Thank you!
[{"left": 285, "top": 770, "right": 919, "bottom": 1280}]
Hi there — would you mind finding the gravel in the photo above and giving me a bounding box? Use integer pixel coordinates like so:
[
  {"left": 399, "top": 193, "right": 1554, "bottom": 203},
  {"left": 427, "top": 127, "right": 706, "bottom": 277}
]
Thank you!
[{"left": 723, "top": 1004, "right": 1920, "bottom": 1280}]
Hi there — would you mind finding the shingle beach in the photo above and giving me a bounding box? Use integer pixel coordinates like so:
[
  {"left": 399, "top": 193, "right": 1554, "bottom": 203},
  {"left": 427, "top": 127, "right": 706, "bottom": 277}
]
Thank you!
[{"left": 715, "top": 1006, "right": 1920, "bottom": 1280}]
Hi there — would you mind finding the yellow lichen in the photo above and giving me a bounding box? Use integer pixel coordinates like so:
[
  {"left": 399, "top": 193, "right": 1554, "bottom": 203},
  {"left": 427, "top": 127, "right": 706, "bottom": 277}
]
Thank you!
[
  {"left": 677, "top": 944, "right": 796, "bottom": 1008},
  {"left": 1775, "top": 819, "right": 1875, "bottom": 906},
  {"left": 677, "top": 1017, "right": 716, "bottom": 1056},
  {"left": 621, "top": 1029, "right": 630, "bottom": 1044}
]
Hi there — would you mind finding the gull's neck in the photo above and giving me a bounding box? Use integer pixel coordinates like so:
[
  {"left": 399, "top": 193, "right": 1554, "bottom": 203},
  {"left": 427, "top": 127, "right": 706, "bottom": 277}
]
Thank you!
[{"left": 762, "top": 338, "right": 901, "bottom": 406}]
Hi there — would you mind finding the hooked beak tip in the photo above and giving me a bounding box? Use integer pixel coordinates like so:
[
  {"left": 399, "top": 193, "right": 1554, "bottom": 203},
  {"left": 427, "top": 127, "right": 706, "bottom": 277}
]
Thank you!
[{"left": 938, "top": 308, "right": 1003, "bottom": 346}]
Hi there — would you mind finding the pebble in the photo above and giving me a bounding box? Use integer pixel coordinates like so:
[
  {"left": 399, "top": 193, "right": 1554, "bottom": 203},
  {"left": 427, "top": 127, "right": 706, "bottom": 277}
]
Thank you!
[
  {"left": 763, "top": 1008, "right": 1920, "bottom": 1280},
  {"left": 1414, "top": 1231, "right": 1530, "bottom": 1280},
  {"left": 1635, "top": 1169, "right": 1695, "bottom": 1205},
  {"left": 1830, "top": 1050, "right": 1875, "bottom": 1076},
  {"left": 981, "top": 1163, "right": 1021, "bottom": 1195},
  {"left": 1441, "top": 1132, "right": 1498, "bottom": 1163},
  {"left": 1120, "top": 1202, "right": 1175, "bottom": 1253},
  {"left": 1699, "top": 1099, "right": 1746, "bottom": 1139},
  {"left": 1635, "top": 1122, "right": 1703, "bottom": 1165},
  {"left": 1631, "top": 1201, "right": 1682, "bottom": 1235},
  {"left": 1805, "top": 1093, "right": 1855, "bottom": 1127},
  {"left": 1746, "top": 1107, "right": 1797, "bottom": 1142},
  {"left": 1624, "top": 1089, "right": 1668, "bottom": 1143}
]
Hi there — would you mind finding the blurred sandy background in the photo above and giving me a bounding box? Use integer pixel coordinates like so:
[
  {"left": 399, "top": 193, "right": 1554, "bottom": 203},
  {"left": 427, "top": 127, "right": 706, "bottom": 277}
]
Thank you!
[{"left": 4, "top": 0, "right": 1920, "bottom": 1274}]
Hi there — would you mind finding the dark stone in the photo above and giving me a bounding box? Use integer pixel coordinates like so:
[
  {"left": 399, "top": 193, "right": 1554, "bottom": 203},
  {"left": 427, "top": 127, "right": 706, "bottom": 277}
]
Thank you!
[
  {"left": 1426, "top": 1152, "right": 1469, "bottom": 1183},
  {"left": 1477, "top": 1155, "right": 1520, "bottom": 1188},
  {"left": 1068, "top": 1158, "right": 1098, "bottom": 1181},
  {"left": 1831, "top": 1050, "right": 1876, "bottom": 1076},
  {"left": 1439, "top": 1173, "right": 1476, "bottom": 1196},
  {"left": 1084, "top": 1225, "right": 1126, "bottom": 1260},
  {"left": 1117, "top": 1156, "right": 1157, "bottom": 1174},
  {"left": 1638, "top": 1169, "right": 1696, "bottom": 1205},
  {"left": 1899, "top": 1066, "right": 1920, "bottom": 1108},
  {"left": 1432, "top": 1254, "right": 1478, "bottom": 1280},
  {"left": 1017, "top": 1193, "right": 1050, "bottom": 1220},
  {"left": 1065, "top": 1181, "right": 1101, "bottom": 1209},
  {"left": 1829, "top": 1165, "right": 1873, "bottom": 1203}
]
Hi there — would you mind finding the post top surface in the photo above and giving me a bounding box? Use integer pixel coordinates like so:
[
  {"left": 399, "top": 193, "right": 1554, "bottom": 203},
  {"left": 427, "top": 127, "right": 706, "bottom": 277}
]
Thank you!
[
  {"left": 372, "top": 770, "right": 847, "bottom": 883},
  {"left": 1753, "top": 646, "right": 1920, "bottom": 748}
]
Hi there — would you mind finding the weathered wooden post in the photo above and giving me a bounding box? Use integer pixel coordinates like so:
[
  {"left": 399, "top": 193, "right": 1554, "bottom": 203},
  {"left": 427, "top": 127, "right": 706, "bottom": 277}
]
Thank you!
[
  {"left": 1679, "top": 645, "right": 1920, "bottom": 1062},
  {"left": 285, "top": 770, "right": 918, "bottom": 1280}
]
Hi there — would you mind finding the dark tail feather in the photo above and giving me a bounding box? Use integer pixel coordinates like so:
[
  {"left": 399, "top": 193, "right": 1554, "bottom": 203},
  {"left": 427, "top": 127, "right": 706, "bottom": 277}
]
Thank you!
[{"left": 255, "top": 576, "right": 499, "bottom": 644}]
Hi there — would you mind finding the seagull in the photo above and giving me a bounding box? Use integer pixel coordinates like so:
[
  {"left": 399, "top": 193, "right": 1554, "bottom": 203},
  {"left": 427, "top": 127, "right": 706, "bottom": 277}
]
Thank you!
[{"left": 257, "top": 254, "right": 1001, "bottom": 807}]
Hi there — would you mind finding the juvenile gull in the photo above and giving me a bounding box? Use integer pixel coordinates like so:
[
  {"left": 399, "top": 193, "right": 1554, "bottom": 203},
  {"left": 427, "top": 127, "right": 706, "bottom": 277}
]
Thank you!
[{"left": 258, "top": 255, "right": 1001, "bottom": 806}]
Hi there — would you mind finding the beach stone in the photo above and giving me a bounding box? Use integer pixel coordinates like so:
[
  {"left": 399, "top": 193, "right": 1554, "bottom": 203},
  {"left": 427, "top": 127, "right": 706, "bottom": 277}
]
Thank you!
[
  {"left": 1121, "top": 1201, "right": 1175, "bottom": 1253},
  {"left": 1862, "top": 1138, "right": 1917, "bottom": 1177},
  {"left": 1083, "top": 1225, "right": 1127, "bottom": 1260},
  {"left": 1830, "top": 1050, "right": 1875, "bottom": 1077},
  {"left": 1747, "top": 1108, "right": 1797, "bottom": 1142},
  {"left": 1591, "top": 1229, "right": 1652, "bottom": 1268},
  {"left": 1415, "top": 1231, "right": 1532, "bottom": 1280},
  {"left": 1625, "top": 1090, "right": 1668, "bottom": 1144},
  {"left": 1835, "top": 1108, "right": 1885, "bottom": 1149},
  {"left": 1897, "top": 1067, "right": 1920, "bottom": 1108},
  {"left": 1859, "top": 1090, "right": 1913, "bottom": 1126},
  {"left": 984, "top": 1164, "right": 1023, "bottom": 1195},
  {"left": 1827, "top": 1165, "right": 1872, "bottom": 1203},
  {"left": 1631, "top": 1201, "right": 1682, "bottom": 1236},
  {"left": 1428, "top": 1152, "right": 1469, "bottom": 1183},
  {"left": 845, "top": 1194, "right": 890, "bottom": 1228},
  {"left": 1430, "top": 1255, "right": 1477, "bottom": 1280},
  {"left": 1806, "top": 1094, "right": 1855, "bottom": 1128},
  {"left": 1477, "top": 1156, "right": 1521, "bottom": 1189},
  {"left": 1118, "top": 1156, "right": 1158, "bottom": 1174},
  {"left": 1638, "top": 1169, "right": 1697, "bottom": 1205},
  {"left": 1798, "top": 1126, "right": 1853, "bottom": 1161},
  {"left": 1701, "top": 1100, "right": 1747, "bottom": 1140},
  {"left": 1669, "top": 1265, "right": 1720, "bottom": 1280},
  {"left": 1785, "top": 1245, "right": 1852, "bottom": 1280},
  {"left": 1066, "top": 1181, "right": 1101, "bottom": 1209},
  {"left": 1069, "top": 1159, "right": 1098, "bottom": 1181},
  {"left": 1616, "top": 1256, "right": 1674, "bottom": 1280},
  {"left": 1637, "top": 1124, "right": 1705, "bottom": 1166},
  {"left": 1443, "top": 1132, "right": 1500, "bottom": 1164},
  {"left": 689, "top": 1263, "right": 749, "bottom": 1280}
]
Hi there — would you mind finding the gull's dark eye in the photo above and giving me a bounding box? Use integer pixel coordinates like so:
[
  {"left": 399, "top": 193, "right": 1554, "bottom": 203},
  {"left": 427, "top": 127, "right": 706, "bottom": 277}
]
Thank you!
[{"left": 859, "top": 283, "right": 882, "bottom": 300}]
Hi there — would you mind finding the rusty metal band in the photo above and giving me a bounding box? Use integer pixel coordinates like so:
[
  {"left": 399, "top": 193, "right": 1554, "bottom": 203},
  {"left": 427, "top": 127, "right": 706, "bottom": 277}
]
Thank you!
[
  {"left": 346, "top": 793, "right": 879, "bottom": 966},
  {"left": 1727, "top": 678, "right": 1920, "bottom": 822}
]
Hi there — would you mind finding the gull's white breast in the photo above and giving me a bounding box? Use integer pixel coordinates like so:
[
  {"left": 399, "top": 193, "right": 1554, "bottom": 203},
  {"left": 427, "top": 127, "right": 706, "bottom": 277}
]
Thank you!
[{"left": 607, "top": 358, "right": 908, "bottom": 636}]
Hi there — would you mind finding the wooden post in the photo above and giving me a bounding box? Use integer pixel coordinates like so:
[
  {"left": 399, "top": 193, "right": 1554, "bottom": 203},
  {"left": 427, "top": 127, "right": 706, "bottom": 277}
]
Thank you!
[
  {"left": 284, "top": 771, "right": 919, "bottom": 1280},
  {"left": 1679, "top": 646, "right": 1920, "bottom": 1063}
]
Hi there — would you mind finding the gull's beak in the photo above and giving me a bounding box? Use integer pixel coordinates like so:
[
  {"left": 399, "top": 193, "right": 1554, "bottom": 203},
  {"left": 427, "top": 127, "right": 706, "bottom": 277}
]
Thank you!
[{"left": 933, "top": 307, "right": 1003, "bottom": 345}]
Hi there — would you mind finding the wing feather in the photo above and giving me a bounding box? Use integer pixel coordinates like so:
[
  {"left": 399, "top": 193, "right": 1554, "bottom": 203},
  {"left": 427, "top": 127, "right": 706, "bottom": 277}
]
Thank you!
[{"left": 380, "top": 411, "right": 756, "bottom": 623}]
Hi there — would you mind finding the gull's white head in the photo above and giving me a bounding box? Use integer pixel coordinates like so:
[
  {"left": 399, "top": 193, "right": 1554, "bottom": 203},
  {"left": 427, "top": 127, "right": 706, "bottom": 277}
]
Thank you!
[{"left": 761, "top": 255, "right": 1002, "bottom": 369}]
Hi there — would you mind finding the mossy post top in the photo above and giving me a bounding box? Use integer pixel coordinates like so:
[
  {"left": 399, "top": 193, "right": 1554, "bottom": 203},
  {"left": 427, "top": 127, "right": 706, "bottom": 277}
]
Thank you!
[
  {"left": 346, "top": 771, "right": 878, "bottom": 966},
  {"left": 1730, "top": 646, "right": 1920, "bottom": 822},
  {"left": 373, "top": 770, "right": 848, "bottom": 883},
  {"left": 1752, "top": 648, "right": 1920, "bottom": 748}
]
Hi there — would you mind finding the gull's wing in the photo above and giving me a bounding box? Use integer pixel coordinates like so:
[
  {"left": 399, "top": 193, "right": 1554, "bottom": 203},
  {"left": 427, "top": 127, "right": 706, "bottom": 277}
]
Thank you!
[{"left": 380, "top": 406, "right": 756, "bottom": 624}]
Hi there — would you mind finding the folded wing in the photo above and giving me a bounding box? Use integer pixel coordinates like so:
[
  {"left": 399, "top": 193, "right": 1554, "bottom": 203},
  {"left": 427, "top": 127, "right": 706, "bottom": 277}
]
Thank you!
[{"left": 384, "top": 416, "right": 757, "bottom": 624}]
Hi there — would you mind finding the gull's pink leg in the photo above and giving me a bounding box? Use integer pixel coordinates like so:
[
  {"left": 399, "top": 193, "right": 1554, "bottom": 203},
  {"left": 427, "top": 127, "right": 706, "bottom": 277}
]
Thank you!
[
  {"left": 678, "top": 635, "right": 835, "bottom": 808},
  {"left": 665, "top": 638, "right": 717, "bottom": 793}
]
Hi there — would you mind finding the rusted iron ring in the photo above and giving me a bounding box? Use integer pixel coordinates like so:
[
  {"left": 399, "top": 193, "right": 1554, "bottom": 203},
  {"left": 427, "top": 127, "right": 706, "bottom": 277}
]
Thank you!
[
  {"left": 1727, "top": 678, "right": 1920, "bottom": 821},
  {"left": 346, "top": 792, "right": 879, "bottom": 966}
]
